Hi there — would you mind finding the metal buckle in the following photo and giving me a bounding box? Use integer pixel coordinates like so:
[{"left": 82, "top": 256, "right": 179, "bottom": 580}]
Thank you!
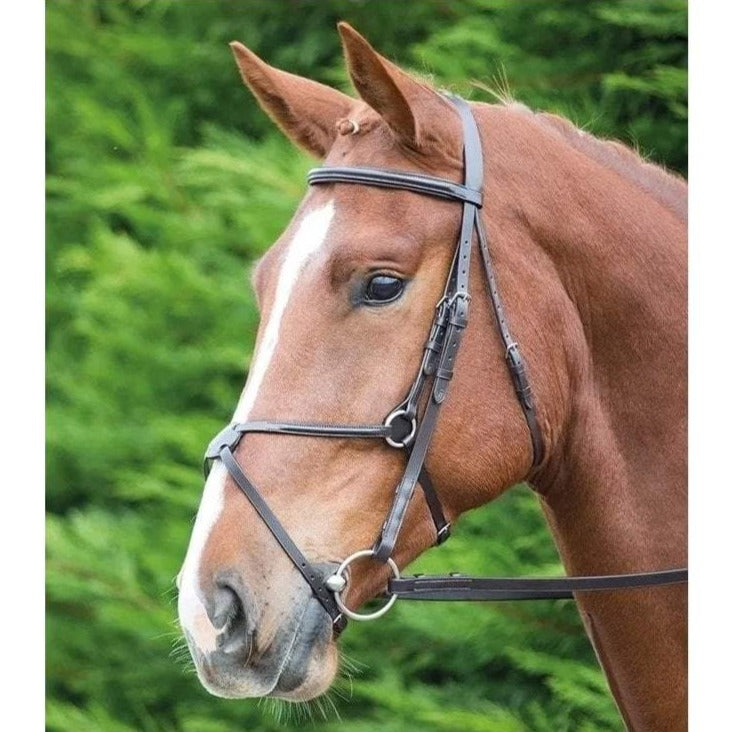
[
  {"left": 446, "top": 291, "right": 471, "bottom": 329},
  {"left": 447, "top": 291, "right": 472, "bottom": 308},
  {"left": 325, "top": 549, "right": 400, "bottom": 621},
  {"left": 435, "top": 523, "right": 452, "bottom": 545},
  {"left": 384, "top": 408, "right": 417, "bottom": 449}
]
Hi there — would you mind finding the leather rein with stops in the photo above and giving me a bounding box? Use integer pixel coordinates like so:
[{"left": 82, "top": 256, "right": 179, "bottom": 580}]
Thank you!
[{"left": 203, "top": 95, "right": 687, "bottom": 634}]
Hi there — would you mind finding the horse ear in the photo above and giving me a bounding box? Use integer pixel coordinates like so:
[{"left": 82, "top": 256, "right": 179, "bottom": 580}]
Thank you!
[
  {"left": 230, "top": 41, "right": 354, "bottom": 158},
  {"left": 337, "top": 22, "right": 453, "bottom": 151}
]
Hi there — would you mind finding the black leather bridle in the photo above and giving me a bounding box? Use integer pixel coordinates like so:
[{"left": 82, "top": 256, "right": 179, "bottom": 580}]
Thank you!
[{"left": 204, "top": 95, "right": 687, "bottom": 635}]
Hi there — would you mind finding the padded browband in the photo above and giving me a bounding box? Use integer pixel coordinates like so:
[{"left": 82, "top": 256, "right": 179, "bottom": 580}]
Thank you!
[{"left": 307, "top": 166, "right": 483, "bottom": 205}]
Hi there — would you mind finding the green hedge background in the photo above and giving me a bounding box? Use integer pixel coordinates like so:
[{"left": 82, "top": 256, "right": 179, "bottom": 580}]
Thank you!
[{"left": 46, "top": 1, "right": 687, "bottom": 730}]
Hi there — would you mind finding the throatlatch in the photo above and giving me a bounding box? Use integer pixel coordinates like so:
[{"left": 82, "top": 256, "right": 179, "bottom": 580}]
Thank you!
[{"left": 203, "top": 95, "right": 687, "bottom": 631}]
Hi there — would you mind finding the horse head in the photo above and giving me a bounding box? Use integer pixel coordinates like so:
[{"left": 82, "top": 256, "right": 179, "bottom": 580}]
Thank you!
[{"left": 176, "top": 24, "right": 687, "bottom": 729}]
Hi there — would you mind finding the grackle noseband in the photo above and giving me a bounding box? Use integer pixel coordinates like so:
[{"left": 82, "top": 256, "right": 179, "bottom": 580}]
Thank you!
[{"left": 203, "top": 96, "right": 687, "bottom": 635}]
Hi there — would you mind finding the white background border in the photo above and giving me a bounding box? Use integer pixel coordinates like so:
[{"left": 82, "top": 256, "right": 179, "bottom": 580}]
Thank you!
[
  {"left": 688, "top": 0, "right": 731, "bottom": 727},
  {"left": 1, "top": 0, "right": 726, "bottom": 728},
  {"left": 1, "top": 0, "right": 44, "bottom": 727}
]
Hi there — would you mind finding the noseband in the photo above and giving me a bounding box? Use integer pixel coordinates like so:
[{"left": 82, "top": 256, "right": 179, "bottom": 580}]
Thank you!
[{"left": 204, "top": 96, "right": 687, "bottom": 635}]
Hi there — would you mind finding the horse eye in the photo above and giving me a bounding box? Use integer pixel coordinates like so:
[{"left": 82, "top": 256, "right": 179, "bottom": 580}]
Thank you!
[{"left": 364, "top": 275, "right": 405, "bottom": 304}]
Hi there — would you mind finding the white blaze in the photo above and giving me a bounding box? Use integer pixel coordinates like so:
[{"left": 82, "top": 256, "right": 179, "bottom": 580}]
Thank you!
[
  {"left": 234, "top": 201, "right": 335, "bottom": 421},
  {"left": 178, "top": 201, "right": 335, "bottom": 649},
  {"left": 178, "top": 460, "right": 227, "bottom": 653}
]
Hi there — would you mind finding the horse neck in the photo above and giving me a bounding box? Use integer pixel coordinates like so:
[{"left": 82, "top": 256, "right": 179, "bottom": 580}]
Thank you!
[
  {"left": 494, "top": 108, "right": 688, "bottom": 568},
  {"left": 480, "top": 106, "right": 687, "bottom": 729}
]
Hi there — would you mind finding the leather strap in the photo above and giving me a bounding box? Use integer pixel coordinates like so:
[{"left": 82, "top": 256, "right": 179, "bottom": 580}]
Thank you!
[
  {"left": 371, "top": 95, "right": 483, "bottom": 561},
  {"left": 206, "top": 420, "right": 392, "bottom": 463},
  {"left": 373, "top": 388, "right": 446, "bottom": 561},
  {"left": 418, "top": 467, "right": 451, "bottom": 544},
  {"left": 388, "top": 568, "right": 688, "bottom": 601},
  {"left": 307, "top": 166, "right": 482, "bottom": 206},
  {"left": 218, "top": 445, "right": 347, "bottom": 633},
  {"left": 205, "top": 419, "right": 451, "bottom": 548},
  {"left": 475, "top": 215, "right": 545, "bottom": 466}
]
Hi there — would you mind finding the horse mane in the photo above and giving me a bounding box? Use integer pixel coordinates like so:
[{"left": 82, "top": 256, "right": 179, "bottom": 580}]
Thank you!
[
  {"left": 521, "top": 105, "right": 687, "bottom": 222},
  {"left": 456, "top": 77, "right": 687, "bottom": 222}
]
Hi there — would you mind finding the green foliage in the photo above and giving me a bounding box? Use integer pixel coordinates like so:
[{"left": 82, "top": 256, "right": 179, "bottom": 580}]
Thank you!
[{"left": 47, "top": 1, "right": 686, "bottom": 730}]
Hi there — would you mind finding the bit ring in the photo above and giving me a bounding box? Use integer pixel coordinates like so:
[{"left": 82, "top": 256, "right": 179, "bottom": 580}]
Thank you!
[{"left": 325, "top": 549, "right": 400, "bottom": 621}]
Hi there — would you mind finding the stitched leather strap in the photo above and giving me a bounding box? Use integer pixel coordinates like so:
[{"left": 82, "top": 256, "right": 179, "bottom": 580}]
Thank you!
[
  {"left": 206, "top": 420, "right": 392, "bottom": 464},
  {"left": 388, "top": 568, "right": 688, "bottom": 600},
  {"left": 307, "top": 166, "right": 483, "bottom": 205},
  {"left": 371, "top": 95, "right": 482, "bottom": 561},
  {"left": 205, "top": 416, "right": 451, "bottom": 554}
]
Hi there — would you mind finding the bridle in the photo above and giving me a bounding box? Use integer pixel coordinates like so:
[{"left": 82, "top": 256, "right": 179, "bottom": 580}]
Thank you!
[{"left": 203, "top": 95, "right": 687, "bottom": 635}]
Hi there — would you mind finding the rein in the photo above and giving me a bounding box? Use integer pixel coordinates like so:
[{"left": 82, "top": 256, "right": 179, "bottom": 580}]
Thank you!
[{"left": 204, "top": 95, "right": 687, "bottom": 633}]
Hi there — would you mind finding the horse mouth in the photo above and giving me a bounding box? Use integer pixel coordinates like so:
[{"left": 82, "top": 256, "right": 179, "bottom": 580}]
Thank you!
[{"left": 188, "top": 596, "right": 338, "bottom": 701}]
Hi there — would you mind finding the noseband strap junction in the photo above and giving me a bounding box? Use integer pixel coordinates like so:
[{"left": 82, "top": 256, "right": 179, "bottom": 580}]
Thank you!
[{"left": 202, "top": 94, "right": 687, "bottom": 631}]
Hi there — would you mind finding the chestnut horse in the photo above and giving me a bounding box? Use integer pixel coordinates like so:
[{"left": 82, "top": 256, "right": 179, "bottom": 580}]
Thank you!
[{"left": 177, "top": 24, "right": 687, "bottom": 730}]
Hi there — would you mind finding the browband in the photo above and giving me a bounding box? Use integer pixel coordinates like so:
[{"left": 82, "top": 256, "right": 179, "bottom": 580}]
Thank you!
[{"left": 307, "top": 166, "right": 483, "bottom": 205}]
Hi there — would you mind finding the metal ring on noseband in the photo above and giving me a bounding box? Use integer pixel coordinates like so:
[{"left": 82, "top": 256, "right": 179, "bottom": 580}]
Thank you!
[
  {"left": 384, "top": 408, "right": 417, "bottom": 449},
  {"left": 325, "top": 549, "right": 400, "bottom": 621}
]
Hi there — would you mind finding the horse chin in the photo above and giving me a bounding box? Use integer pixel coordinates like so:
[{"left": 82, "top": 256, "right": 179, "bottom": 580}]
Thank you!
[
  {"left": 191, "top": 597, "right": 339, "bottom": 701},
  {"left": 267, "top": 643, "right": 340, "bottom": 701},
  {"left": 265, "top": 603, "right": 340, "bottom": 701}
]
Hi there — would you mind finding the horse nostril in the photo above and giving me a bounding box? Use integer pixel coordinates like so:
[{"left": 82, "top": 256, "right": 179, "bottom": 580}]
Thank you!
[
  {"left": 209, "top": 583, "right": 252, "bottom": 655},
  {"left": 210, "top": 585, "right": 240, "bottom": 630}
]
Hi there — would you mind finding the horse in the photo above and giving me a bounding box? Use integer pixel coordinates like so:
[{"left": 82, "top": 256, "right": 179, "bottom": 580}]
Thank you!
[{"left": 177, "top": 23, "right": 687, "bottom": 730}]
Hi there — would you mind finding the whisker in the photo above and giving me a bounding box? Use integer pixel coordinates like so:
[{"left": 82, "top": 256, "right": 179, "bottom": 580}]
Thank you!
[{"left": 321, "top": 691, "right": 342, "bottom": 720}]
